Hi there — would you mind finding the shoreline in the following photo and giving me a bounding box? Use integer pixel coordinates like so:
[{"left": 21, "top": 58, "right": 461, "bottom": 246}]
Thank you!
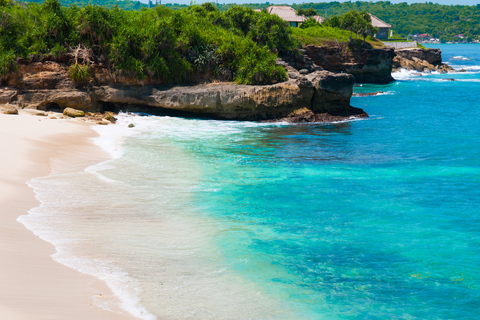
[{"left": 0, "top": 112, "right": 137, "bottom": 320}]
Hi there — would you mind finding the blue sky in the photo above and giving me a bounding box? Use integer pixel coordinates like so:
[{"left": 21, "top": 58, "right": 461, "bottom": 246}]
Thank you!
[{"left": 161, "top": 1, "right": 479, "bottom": 6}]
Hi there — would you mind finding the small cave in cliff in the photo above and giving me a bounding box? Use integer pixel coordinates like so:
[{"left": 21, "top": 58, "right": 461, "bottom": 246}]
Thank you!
[
  {"left": 45, "top": 102, "right": 62, "bottom": 112},
  {"left": 100, "top": 102, "right": 119, "bottom": 113}
]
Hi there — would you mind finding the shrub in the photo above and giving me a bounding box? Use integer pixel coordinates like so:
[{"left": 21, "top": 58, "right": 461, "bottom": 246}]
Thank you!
[
  {"left": 0, "top": 49, "right": 17, "bottom": 84},
  {"left": 1, "top": 2, "right": 295, "bottom": 85},
  {"left": 299, "top": 17, "right": 321, "bottom": 29},
  {"left": 50, "top": 43, "right": 67, "bottom": 57},
  {"left": 69, "top": 63, "right": 90, "bottom": 82}
]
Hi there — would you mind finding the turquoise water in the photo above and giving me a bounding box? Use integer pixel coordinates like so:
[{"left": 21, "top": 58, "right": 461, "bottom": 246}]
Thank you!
[{"left": 21, "top": 44, "right": 480, "bottom": 319}]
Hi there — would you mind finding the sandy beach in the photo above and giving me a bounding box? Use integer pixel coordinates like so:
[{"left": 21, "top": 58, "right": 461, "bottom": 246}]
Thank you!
[{"left": 0, "top": 112, "right": 137, "bottom": 320}]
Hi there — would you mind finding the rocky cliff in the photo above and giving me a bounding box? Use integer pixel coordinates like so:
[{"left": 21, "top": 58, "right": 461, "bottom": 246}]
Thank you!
[
  {"left": 0, "top": 60, "right": 365, "bottom": 121},
  {"left": 392, "top": 48, "right": 453, "bottom": 73},
  {"left": 302, "top": 45, "right": 396, "bottom": 84},
  {"left": 395, "top": 48, "right": 443, "bottom": 65}
]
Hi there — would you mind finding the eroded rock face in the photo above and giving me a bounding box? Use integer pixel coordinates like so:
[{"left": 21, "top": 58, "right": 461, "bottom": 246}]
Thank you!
[
  {"left": 2, "top": 61, "right": 365, "bottom": 121},
  {"left": 392, "top": 48, "right": 454, "bottom": 73},
  {"left": 93, "top": 71, "right": 356, "bottom": 120},
  {"left": 304, "top": 45, "right": 396, "bottom": 84},
  {"left": 395, "top": 48, "right": 442, "bottom": 65}
]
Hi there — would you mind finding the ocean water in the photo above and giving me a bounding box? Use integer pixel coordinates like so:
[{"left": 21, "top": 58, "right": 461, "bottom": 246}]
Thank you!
[{"left": 19, "top": 44, "right": 480, "bottom": 319}]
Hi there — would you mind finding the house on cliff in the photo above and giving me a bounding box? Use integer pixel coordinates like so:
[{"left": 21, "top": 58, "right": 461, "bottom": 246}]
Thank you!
[
  {"left": 266, "top": 6, "right": 306, "bottom": 27},
  {"left": 265, "top": 6, "right": 325, "bottom": 27},
  {"left": 369, "top": 14, "right": 392, "bottom": 39}
]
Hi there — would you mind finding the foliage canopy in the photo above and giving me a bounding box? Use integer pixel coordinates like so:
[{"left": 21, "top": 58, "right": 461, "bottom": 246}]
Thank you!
[{"left": 0, "top": 1, "right": 298, "bottom": 84}]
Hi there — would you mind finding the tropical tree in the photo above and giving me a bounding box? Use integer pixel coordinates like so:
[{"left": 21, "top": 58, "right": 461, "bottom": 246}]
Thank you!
[
  {"left": 297, "top": 8, "right": 317, "bottom": 17},
  {"left": 325, "top": 10, "right": 376, "bottom": 42}
]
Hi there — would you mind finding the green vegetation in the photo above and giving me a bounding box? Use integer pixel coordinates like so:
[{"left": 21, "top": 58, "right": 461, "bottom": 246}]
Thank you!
[
  {"left": 7, "top": 0, "right": 470, "bottom": 86},
  {"left": 0, "top": 0, "right": 297, "bottom": 84},
  {"left": 293, "top": 1, "right": 480, "bottom": 42},
  {"left": 292, "top": 25, "right": 351, "bottom": 46},
  {"left": 0, "top": 49, "right": 17, "bottom": 85},
  {"left": 293, "top": 10, "right": 382, "bottom": 48},
  {"left": 325, "top": 10, "right": 378, "bottom": 44},
  {"left": 292, "top": 24, "right": 382, "bottom": 49},
  {"left": 22, "top": 0, "right": 147, "bottom": 10},
  {"left": 69, "top": 63, "right": 90, "bottom": 82},
  {"left": 296, "top": 8, "right": 317, "bottom": 18},
  {"left": 16, "top": 0, "right": 480, "bottom": 42}
]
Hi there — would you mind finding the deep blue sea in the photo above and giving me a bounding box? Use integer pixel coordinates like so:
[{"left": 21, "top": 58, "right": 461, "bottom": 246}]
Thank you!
[{"left": 20, "top": 44, "right": 480, "bottom": 319}]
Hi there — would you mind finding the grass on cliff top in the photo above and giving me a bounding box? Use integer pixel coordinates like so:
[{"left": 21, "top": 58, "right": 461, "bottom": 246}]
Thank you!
[{"left": 292, "top": 25, "right": 384, "bottom": 49}]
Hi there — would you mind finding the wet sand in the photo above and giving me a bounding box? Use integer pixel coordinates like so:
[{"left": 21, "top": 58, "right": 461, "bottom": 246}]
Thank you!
[{"left": 0, "top": 112, "right": 137, "bottom": 320}]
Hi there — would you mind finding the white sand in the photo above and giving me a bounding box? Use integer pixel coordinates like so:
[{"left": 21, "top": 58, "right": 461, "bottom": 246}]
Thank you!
[{"left": 0, "top": 112, "right": 138, "bottom": 320}]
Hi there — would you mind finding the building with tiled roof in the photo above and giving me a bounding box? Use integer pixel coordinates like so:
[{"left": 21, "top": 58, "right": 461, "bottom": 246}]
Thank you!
[{"left": 369, "top": 13, "right": 392, "bottom": 39}]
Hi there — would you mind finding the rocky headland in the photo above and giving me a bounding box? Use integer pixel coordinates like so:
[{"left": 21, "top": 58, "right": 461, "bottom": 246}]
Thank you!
[
  {"left": 0, "top": 58, "right": 365, "bottom": 122},
  {"left": 282, "top": 45, "right": 453, "bottom": 84},
  {"left": 303, "top": 45, "right": 396, "bottom": 84},
  {"left": 0, "top": 46, "right": 454, "bottom": 123},
  {"left": 392, "top": 48, "right": 454, "bottom": 73}
]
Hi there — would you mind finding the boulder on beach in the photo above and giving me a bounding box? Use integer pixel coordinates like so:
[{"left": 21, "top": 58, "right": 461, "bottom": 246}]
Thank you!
[
  {"left": 22, "top": 109, "right": 48, "bottom": 116},
  {"left": 1, "top": 104, "right": 19, "bottom": 115},
  {"left": 63, "top": 107, "right": 85, "bottom": 117}
]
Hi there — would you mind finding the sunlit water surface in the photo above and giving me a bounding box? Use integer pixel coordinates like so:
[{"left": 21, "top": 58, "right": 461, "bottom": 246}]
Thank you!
[{"left": 20, "top": 44, "right": 480, "bottom": 319}]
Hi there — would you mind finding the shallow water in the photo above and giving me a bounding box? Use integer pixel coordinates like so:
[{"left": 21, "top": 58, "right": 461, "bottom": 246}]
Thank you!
[{"left": 19, "top": 44, "right": 480, "bottom": 319}]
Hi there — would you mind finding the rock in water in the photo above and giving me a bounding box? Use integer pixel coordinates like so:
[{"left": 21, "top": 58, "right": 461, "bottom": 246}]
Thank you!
[
  {"left": 103, "top": 112, "right": 117, "bottom": 122},
  {"left": 275, "top": 106, "right": 368, "bottom": 123},
  {"left": 63, "top": 107, "right": 85, "bottom": 117}
]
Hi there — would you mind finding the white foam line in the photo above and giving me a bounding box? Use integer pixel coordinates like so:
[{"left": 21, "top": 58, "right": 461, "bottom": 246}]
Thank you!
[
  {"left": 353, "top": 91, "right": 395, "bottom": 97},
  {"left": 18, "top": 116, "right": 159, "bottom": 320},
  {"left": 451, "top": 56, "right": 472, "bottom": 61},
  {"left": 52, "top": 253, "right": 158, "bottom": 320},
  {"left": 19, "top": 179, "right": 159, "bottom": 320}
]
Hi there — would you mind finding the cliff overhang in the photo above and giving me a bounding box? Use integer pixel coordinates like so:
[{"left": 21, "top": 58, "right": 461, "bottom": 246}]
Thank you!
[{"left": 0, "top": 61, "right": 366, "bottom": 122}]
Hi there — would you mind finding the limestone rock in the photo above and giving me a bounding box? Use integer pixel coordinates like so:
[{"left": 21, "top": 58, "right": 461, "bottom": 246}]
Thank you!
[
  {"left": 21, "top": 109, "right": 48, "bottom": 116},
  {"left": 304, "top": 45, "right": 395, "bottom": 84},
  {"left": 63, "top": 107, "right": 85, "bottom": 117},
  {"left": 288, "top": 72, "right": 299, "bottom": 79},
  {"left": 275, "top": 106, "right": 368, "bottom": 123},
  {"left": 8, "top": 62, "right": 74, "bottom": 90},
  {"left": 1, "top": 104, "right": 18, "bottom": 115},
  {"left": 4, "top": 61, "right": 366, "bottom": 121},
  {"left": 0, "top": 89, "right": 18, "bottom": 104},
  {"left": 393, "top": 48, "right": 454, "bottom": 73},
  {"left": 395, "top": 48, "right": 442, "bottom": 65}
]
